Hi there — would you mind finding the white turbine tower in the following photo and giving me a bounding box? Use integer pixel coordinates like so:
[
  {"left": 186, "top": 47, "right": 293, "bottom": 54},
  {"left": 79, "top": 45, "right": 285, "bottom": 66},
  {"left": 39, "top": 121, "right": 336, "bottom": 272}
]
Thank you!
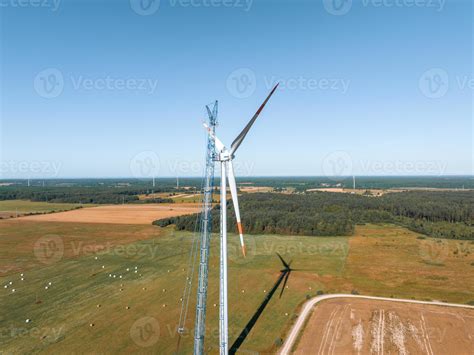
[{"left": 204, "top": 83, "right": 279, "bottom": 354}]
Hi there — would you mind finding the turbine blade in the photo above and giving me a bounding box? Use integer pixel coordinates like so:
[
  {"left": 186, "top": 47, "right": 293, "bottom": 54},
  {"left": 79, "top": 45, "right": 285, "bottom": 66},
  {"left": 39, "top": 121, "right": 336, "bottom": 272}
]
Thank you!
[
  {"left": 230, "top": 83, "right": 279, "bottom": 155},
  {"left": 203, "top": 123, "right": 225, "bottom": 152},
  {"left": 206, "top": 105, "right": 213, "bottom": 119},
  {"left": 276, "top": 252, "right": 290, "bottom": 270},
  {"left": 227, "top": 160, "right": 246, "bottom": 257}
]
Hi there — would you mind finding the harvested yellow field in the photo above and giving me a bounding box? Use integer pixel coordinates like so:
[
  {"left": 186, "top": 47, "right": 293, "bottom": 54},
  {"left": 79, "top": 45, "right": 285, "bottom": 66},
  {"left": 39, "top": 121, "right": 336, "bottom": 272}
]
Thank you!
[
  {"left": 19, "top": 203, "right": 200, "bottom": 225},
  {"left": 240, "top": 186, "right": 274, "bottom": 193},
  {"left": 294, "top": 297, "right": 474, "bottom": 355}
]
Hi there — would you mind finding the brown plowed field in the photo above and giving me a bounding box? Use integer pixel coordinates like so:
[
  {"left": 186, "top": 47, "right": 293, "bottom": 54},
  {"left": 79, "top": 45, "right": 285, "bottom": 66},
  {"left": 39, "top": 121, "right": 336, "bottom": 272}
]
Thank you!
[{"left": 294, "top": 298, "right": 474, "bottom": 355}]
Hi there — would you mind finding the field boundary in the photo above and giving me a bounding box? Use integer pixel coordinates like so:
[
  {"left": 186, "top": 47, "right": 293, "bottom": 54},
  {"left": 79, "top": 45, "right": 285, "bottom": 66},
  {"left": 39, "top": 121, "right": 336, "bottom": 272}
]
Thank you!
[{"left": 278, "top": 293, "right": 474, "bottom": 355}]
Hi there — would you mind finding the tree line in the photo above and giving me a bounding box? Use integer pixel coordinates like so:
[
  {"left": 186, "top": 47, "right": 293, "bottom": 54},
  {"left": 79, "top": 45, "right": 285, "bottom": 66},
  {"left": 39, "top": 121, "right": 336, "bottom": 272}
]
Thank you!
[{"left": 154, "top": 191, "right": 473, "bottom": 240}]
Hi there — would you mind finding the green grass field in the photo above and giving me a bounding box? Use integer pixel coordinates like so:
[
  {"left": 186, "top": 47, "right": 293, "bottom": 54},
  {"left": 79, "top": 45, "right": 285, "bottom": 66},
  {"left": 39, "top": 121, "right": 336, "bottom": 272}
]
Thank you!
[
  {"left": 0, "top": 221, "right": 473, "bottom": 353},
  {"left": 0, "top": 200, "right": 92, "bottom": 216}
]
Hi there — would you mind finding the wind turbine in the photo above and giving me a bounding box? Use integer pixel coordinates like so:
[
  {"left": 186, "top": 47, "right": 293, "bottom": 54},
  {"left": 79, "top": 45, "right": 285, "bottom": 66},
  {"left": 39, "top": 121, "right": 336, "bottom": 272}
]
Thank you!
[{"left": 204, "top": 83, "right": 279, "bottom": 354}]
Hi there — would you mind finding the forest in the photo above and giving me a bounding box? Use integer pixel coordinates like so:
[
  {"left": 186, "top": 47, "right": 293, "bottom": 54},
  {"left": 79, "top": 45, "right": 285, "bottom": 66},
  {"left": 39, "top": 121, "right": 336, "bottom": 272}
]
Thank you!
[
  {"left": 155, "top": 191, "right": 474, "bottom": 240},
  {"left": 0, "top": 181, "right": 193, "bottom": 204}
]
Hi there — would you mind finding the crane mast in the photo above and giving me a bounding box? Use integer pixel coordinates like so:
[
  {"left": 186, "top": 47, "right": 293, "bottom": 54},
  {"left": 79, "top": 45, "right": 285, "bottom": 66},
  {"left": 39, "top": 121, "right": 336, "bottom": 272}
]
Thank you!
[{"left": 194, "top": 101, "right": 218, "bottom": 354}]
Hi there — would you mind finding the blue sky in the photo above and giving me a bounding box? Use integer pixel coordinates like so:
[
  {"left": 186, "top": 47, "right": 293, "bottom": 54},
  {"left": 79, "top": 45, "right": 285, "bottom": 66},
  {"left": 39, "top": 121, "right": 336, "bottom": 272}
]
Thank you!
[{"left": 0, "top": 0, "right": 472, "bottom": 178}]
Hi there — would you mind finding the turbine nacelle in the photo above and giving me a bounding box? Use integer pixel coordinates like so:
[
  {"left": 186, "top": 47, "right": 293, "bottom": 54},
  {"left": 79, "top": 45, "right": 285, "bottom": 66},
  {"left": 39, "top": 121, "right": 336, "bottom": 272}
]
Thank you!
[{"left": 218, "top": 151, "right": 232, "bottom": 162}]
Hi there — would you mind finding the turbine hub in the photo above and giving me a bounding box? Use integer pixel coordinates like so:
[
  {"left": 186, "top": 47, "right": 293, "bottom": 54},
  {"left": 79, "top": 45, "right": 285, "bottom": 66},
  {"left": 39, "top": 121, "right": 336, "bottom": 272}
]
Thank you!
[{"left": 219, "top": 150, "right": 231, "bottom": 161}]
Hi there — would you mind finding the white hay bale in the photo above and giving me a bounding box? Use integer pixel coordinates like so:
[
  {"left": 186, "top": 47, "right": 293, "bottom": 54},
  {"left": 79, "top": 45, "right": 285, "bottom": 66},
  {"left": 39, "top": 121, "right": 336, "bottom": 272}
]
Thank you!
[
  {"left": 11, "top": 289, "right": 16, "bottom": 293},
  {"left": 45, "top": 286, "right": 48, "bottom": 290},
  {"left": 25, "top": 319, "right": 31, "bottom": 323}
]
